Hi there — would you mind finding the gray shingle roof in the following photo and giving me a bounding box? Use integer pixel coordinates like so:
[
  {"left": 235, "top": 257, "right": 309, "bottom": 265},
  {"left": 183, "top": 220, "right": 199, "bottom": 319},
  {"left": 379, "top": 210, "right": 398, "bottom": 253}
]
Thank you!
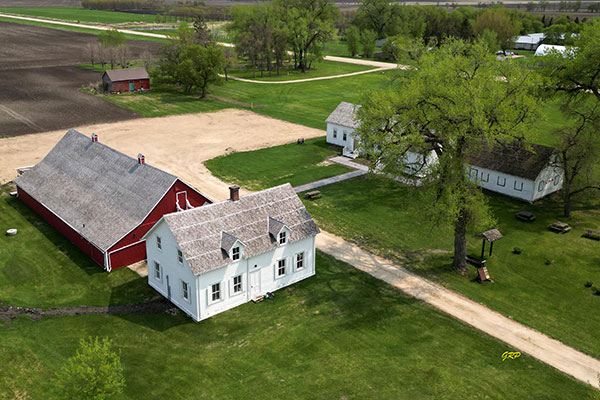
[
  {"left": 103, "top": 67, "right": 149, "bottom": 82},
  {"left": 163, "top": 184, "right": 320, "bottom": 276},
  {"left": 325, "top": 101, "right": 361, "bottom": 129},
  {"left": 14, "top": 128, "right": 178, "bottom": 251},
  {"left": 467, "top": 142, "right": 556, "bottom": 181}
]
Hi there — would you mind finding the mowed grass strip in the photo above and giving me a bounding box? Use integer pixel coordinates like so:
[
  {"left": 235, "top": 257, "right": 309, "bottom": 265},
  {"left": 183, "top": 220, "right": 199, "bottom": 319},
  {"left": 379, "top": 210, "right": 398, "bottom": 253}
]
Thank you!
[
  {"left": 302, "top": 175, "right": 600, "bottom": 359},
  {"left": 0, "top": 186, "right": 155, "bottom": 308},
  {"left": 228, "top": 59, "right": 375, "bottom": 81},
  {"left": 0, "top": 16, "right": 168, "bottom": 43},
  {"left": 0, "top": 252, "right": 594, "bottom": 399},
  {"left": 0, "top": 7, "right": 156, "bottom": 24},
  {"left": 205, "top": 138, "right": 350, "bottom": 190}
]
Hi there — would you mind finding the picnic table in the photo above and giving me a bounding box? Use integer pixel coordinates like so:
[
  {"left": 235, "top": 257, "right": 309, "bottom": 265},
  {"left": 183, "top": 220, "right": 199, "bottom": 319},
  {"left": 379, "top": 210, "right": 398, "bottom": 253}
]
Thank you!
[
  {"left": 583, "top": 228, "right": 600, "bottom": 241},
  {"left": 549, "top": 221, "right": 571, "bottom": 234},
  {"left": 516, "top": 211, "right": 536, "bottom": 222},
  {"left": 305, "top": 190, "right": 322, "bottom": 200}
]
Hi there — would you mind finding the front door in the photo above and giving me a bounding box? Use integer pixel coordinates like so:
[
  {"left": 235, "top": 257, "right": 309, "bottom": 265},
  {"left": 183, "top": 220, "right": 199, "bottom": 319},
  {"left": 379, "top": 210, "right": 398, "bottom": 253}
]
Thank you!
[
  {"left": 249, "top": 269, "right": 261, "bottom": 298},
  {"left": 129, "top": 81, "right": 135, "bottom": 91}
]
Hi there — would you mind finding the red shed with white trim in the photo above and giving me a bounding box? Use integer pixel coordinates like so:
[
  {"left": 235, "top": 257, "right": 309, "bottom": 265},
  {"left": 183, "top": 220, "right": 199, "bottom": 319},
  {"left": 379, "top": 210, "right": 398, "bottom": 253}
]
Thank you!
[
  {"left": 102, "top": 67, "right": 150, "bottom": 93},
  {"left": 14, "top": 129, "right": 211, "bottom": 271}
]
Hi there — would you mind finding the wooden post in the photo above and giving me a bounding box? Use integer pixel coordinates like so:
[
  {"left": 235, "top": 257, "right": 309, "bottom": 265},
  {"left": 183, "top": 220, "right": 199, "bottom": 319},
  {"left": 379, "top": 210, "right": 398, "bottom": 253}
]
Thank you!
[
  {"left": 481, "top": 239, "right": 486, "bottom": 259},
  {"left": 489, "top": 241, "right": 494, "bottom": 257}
]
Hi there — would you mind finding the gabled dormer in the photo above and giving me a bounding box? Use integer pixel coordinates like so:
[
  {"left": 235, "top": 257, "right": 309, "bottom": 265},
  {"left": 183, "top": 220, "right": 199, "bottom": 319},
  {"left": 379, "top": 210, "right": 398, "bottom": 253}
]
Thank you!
[
  {"left": 268, "top": 217, "right": 290, "bottom": 245},
  {"left": 221, "top": 231, "right": 244, "bottom": 261}
]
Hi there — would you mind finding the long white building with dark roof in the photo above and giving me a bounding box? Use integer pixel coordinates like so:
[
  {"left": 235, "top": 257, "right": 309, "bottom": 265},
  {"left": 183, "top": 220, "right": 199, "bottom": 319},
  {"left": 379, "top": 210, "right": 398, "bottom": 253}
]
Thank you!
[{"left": 143, "top": 184, "right": 320, "bottom": 322}]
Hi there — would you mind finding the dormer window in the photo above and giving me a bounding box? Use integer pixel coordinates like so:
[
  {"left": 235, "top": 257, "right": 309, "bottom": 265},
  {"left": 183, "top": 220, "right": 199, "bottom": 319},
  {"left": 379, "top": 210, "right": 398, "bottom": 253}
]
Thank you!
[
  {"left": 279, "top": 231, "right": 287, "bottom": 245},
  {"left": 232, "top": 246, "right": 240, "bottom": 261}
]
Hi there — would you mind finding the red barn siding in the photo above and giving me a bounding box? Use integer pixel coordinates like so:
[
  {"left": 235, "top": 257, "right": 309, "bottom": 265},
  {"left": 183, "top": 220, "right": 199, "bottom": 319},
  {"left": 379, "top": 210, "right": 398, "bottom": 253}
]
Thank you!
[
  {"left": 16, "top": 186, "right": 106, "bottom": 267},
  {"left": 111, "top": 79, "right": 150, "bottom": 93},
  {"left": 107, "top": 179, "right": 210, "bottom": 270},
  {"left": 109, "top": 241, "right": 147, "bottom": 270}
]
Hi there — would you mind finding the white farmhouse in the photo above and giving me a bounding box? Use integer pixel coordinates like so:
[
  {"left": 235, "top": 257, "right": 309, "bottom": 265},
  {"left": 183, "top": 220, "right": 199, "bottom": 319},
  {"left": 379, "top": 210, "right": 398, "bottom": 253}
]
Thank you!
[
  {"left": 466, "top": 142, "right": 563, "bottom": 202},
  {"left": 513, "top": 33, "right": 545, "bottom": 51},
  {"left": 326, "top": 101, "right": 361, "bottom": 158},
  {"left": 143, "top": 184, "right": 320, "bottom": 322}
]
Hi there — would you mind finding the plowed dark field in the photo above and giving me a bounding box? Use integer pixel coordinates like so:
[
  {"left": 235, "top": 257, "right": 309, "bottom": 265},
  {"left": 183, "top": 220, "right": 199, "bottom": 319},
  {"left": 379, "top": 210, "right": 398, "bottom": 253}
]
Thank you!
[{"left": 0, "top": 21, "right": 162, "bottom": 136}]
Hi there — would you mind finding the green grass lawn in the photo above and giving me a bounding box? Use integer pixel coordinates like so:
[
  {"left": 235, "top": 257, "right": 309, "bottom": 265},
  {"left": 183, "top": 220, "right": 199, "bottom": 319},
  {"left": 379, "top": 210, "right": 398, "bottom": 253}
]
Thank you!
[
  {"left": 0, "top": 186, "right": 155, "bottom": 308},
  {"left": 206, "top": 138, "right": 349, "bottom": 190},
  {"left": 300, "top": 176, "right": 600, "bottom": 359},
  {"left": 228, "top": 59, "right": 374, "bottom": 81},
  {"left": 0, "top": 251, "right": 594, "bottom": 399},
  {"left": 0, "top": 7, "right": 156, "bottom": 24},
  {"left": 323, "top": 39, "right": 352, "bottom": 57}
]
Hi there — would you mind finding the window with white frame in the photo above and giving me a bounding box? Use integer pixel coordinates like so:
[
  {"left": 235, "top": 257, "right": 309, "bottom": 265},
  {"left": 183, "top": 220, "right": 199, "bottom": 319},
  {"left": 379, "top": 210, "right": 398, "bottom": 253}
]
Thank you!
[
  {"left": 343, "top": 131, "right": 347, "bottom": 141},
  {"left": 177, "top": 249, "right": 183, "bottom": 264},
  {"left": 538, "top": 180, "right": 546, "bottom": 192},
  {"left": 182, "top": 281, "right": 189, "bottom": 301},
  {"left": 481, "top": 172, "right": 489, "bottom": 183},
  {"left": 514, "top": 181, "right": 523, "bottom": 192},
  {"left": 211, "top": 283, "right": 221, "bottom": 302},
  {"left": 154, "top": 261, "right": 161, "bottom": 280},
  {"left": 232, "top": 275, "right": 242, "bottom": 294},
  {"left": 553, "top": 175, "right": 560, "bottom": 186},
  {"left": 232, "top": 246, "right": 240, "bottom": 261},
  {"left": 278, "top": 231, "right": 287, "bottom": 245},
  {"left": 497, "top": 176, "right": 506, "bottom": 187},
  {"left": 277, "top": 259, "right": 286, "bottom": 277},
  {"left": 156, "top": 236, "right": 162, "bottom": 250},
  {"left": 470, "top": 167, "right": 478, "bottom": 179},
  {"left": 296, "top": 252, "right": 304, "bottom": 270},
  {"left": 333, "top": 128, "right": 337, "bottom": 138}
]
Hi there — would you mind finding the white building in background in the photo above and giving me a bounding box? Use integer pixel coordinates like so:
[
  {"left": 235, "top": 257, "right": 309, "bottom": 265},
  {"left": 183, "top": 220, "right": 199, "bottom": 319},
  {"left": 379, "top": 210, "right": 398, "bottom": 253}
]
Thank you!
[
  {"left": 534, "top": 44, "right": 568, "bottom": 56},
  {"left": 466, "top": 142, "right": 563, "bottom": 202},
  {"left": 325, "top": 102, "right": 564, "bottom": 202},
  {"left": 513, "top": 33, "right": 545, "bottom": 51},
  {"left": 143, "top": 184, "right": 320, "bottom": 322}
]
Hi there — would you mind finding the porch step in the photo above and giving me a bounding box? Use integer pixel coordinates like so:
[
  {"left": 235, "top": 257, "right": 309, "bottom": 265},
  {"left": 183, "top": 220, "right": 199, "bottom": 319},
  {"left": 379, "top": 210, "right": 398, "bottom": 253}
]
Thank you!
[{"left": 251, "top": 295, "right": 265, "bottom": 303}]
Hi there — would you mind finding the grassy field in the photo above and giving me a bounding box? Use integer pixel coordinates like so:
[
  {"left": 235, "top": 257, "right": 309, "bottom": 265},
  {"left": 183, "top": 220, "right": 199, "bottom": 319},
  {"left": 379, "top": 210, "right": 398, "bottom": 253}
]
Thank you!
[
  {"left": 0, "top": 250, "right": 594, "bottom": 399},
  {"left": 299, "top": 176, "right": 600, "bottom": 359},
  {"left": 228, "top": 59, "right": 374, "bottom": 81},
  {"left": 0, "top": 7, "right": 156, "bottom": 23},
  {"left": 0, "top": 186, "right": 155, "bottom": 308},
  {"left": 206, "top": 138, "right": 349, "bottom": 190}
]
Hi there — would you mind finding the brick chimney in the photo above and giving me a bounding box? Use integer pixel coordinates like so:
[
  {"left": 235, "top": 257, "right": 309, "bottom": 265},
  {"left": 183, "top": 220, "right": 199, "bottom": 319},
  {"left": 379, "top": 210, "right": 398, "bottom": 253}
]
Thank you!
[
  {"left": 137, "top": 154, "right": 145, "bottom": 164},
  {"left": 91, "top": 133, "right": 98, "bottom": 142},
  {"left": 229, "top": 185, "right": 240, "bottom": 201}
]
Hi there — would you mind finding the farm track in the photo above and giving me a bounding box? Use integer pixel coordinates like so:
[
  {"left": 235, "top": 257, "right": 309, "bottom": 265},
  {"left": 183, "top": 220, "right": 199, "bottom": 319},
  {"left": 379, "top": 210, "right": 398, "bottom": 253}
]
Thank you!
[{"left": 0, "top": 298, "right": 175, "bottom": 322}]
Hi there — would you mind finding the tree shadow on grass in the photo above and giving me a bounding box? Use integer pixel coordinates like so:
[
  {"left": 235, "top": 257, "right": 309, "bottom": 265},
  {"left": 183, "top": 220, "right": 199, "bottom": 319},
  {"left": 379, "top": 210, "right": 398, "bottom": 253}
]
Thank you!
[{"left": 7, "top": 196, "right": 103, "bottom": 276}]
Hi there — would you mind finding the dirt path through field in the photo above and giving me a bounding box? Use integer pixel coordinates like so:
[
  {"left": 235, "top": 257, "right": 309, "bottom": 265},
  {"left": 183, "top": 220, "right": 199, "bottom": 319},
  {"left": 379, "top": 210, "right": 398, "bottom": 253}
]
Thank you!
[{"left": 0, "top": 109, "right": 324, "bottom": 199}]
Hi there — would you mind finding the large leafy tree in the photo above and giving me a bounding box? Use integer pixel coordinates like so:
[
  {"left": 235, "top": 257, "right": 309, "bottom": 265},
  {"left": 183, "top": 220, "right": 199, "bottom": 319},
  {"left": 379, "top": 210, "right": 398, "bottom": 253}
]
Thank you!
[
  {"left": 353, "top": 0, "right": 399, "bottom": 39},
  {"left": 154, "top": 24, "right": 222, "bottom": 96},
  {"left": 275, "top": 0, "right": 337, "bottom": 72},
  {"left": 355, "top": 40, "right": 540, "bottom": 270},
  {"left": 54, "top": 337, "right": 125, "bottom": 400},
  {"left": 474, "top": 8, "right": 520, "bottom": 54}
]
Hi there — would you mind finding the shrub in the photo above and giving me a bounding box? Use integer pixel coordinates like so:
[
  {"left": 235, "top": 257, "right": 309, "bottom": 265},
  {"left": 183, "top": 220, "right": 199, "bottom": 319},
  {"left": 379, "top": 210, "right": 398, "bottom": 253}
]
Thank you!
[
  {"left": 585, "top": 281, "right": 593, "bottom": 288},
  {"left": 512, "top": 247, "right": 522, "bottom": 254}
]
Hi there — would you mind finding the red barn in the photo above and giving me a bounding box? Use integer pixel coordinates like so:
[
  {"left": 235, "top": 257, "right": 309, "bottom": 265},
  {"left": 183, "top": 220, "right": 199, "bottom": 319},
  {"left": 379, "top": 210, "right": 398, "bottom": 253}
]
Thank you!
[
  {"left": 14, "top": 129, "right": 211, "bottom": 271},
  {"left": 102, "top": 67, "right": 150, "bottom": 93}
]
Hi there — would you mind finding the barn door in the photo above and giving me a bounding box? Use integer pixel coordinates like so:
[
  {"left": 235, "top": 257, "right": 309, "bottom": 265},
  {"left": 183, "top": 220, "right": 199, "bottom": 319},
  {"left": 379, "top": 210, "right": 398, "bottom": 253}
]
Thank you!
[
  {"left": 176, "top": 191, "right": 188, "bottom": 211},
  {"left": 129, "top": 81, "right": 134, "bottom": 91}
]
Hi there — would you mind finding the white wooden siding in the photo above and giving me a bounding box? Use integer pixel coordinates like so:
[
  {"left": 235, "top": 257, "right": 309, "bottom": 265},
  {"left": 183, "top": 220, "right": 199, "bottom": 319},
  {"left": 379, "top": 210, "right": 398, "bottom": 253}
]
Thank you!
[{"left": 326, "top": 123, "right": 356, "bottom": 150}]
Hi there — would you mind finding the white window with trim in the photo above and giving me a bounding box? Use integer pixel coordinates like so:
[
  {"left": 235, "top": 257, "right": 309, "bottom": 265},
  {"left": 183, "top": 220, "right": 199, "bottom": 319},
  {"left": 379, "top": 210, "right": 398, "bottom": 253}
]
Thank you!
[
  {"left": 295, "top": 252, "right": 305, "bottom": 271},
  {"left": 470, "top": 167, "right": 478, "bottom": 179},
  {"left": 497, "top": 176, "right": 506, "bottom": 187},
  {"left": 333, "top": 128, "right": 337, "bottom": 138},
  {"left": 154, "top": 261, "right": 162, "bottom": 281},
  {"left": 181, "top": 281, "right": 190, "bottom": 302},
  {"left": 156, "top": 236, "right": 162, "bottom": 250},
  {"left": 480, "top": 172, "right": 489, "bottom": 183},
  {"left": 232, "top": 275, "right": 243, "bottom": 295},
  {"left": 177, "top": 249, "right": 183, "bottom": 264},
  {"left": 210, "top": 282, "right": 221, "bottom": 303},
  {"left": 232, "top": 246, "right": 240, "bottom": 261},
  {"left": 514, "top": 181, "right": 523, "bottom": 192},
  {"left": 343, "top": 131, "right": 347, "bottom": 141},
  {"left": 278, "top": 231, "right": 287, "bottom": 245},
  {"left": 538, "top": 180, "right": 546, "bottom": 192},
  {"left": 553, "top": 175, "right": 560, "bottom": 186},
  {"left": 276, "top": 259, "right": 286, "bottom": 278}
]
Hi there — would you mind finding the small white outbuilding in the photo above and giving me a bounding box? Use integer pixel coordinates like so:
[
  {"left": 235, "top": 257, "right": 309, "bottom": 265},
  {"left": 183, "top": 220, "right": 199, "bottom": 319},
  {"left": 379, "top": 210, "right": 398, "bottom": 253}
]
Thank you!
[
  {"left": 534, "top": 44, "right": 568, "bottom": 56},
  {"left": 143, "top": 184, "right": 320, "bottom": 322}
]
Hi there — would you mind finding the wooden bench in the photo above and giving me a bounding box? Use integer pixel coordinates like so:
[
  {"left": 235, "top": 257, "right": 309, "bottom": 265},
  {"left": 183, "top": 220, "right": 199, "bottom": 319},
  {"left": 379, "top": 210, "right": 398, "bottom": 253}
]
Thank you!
[
  {"left": 305, "top": 190, "right": 322, "bottom": 200},
  {"left": 466, "top": 255, "right": 486, "bottom": 268},
  {"left": 583, "top": 228, "right": 600, "bottom": 241},
  {"left": 477, "top": 266, "right": 492, "bottom": 283},
  {"left": 515, "top": 211, "right": 536, "bottom": 222}
]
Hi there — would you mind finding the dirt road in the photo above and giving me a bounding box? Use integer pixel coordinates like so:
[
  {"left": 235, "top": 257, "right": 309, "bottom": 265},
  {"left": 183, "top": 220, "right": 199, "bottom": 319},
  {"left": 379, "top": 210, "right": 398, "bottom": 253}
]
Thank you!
[{"left": 0, "top": 109, "right": 324, "bottom": 199}]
